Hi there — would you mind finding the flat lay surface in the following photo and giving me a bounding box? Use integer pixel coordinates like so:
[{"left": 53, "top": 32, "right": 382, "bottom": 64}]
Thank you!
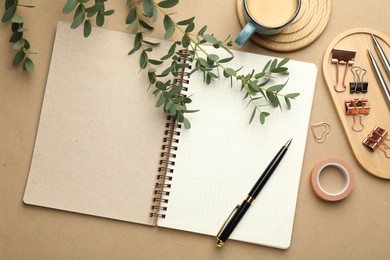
[{"left": 1, "top": 0, "right": 389, "bottom": 259}]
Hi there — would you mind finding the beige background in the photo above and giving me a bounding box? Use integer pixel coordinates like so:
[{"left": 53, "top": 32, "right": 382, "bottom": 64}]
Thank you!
[{"left": 1, "top": 0, "right": 389, "bottom": 259}]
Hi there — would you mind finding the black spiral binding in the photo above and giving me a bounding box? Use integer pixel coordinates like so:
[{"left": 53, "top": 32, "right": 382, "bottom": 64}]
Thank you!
[{"left": 150, "top": 49, "right": 193, "bottom": 224}]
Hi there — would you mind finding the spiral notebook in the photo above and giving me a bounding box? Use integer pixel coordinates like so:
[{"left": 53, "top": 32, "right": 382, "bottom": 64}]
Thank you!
[{"left": 23, "top": 22, "right": 317, "bottom": 249}]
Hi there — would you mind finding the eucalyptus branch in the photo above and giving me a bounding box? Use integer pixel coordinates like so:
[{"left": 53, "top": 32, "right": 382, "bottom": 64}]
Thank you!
[
  {"left": 2, "top": 0, "right": 35, "bottom": 72},
  {"left": 126, "top": 0, "right": 300, "bottom": 127}
]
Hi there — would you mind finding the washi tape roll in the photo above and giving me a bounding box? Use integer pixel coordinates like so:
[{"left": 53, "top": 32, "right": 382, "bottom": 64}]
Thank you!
[{"left": 310, "top": 158, "right": 355, "bottom": 201}]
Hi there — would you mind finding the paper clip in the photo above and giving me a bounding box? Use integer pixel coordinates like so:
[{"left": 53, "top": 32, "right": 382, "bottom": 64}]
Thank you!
[
  {"left": 362, "top": 126, "right": 390, "bottom": 158},
  {"left": 310, "top": 122, "right": 331, "bottom": 143},
  {"left": 345, "top": 98, "right": 370, "bottom": 132},
  {"left": 331, "top": 48, "right": 356, "bottom": 92},
  {"left": 349, "top": 66, "right": 368, "bottom": 93}
]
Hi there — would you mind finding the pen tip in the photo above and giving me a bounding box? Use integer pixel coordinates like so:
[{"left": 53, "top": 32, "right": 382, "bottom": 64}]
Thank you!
[{"left": 285, "top": 138, "right": 292, "bottom": 148}]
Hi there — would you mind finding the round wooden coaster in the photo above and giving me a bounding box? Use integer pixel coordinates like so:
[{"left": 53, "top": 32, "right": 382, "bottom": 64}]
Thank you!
[{"left": 236, "top": 0, "right": 331, "bottom": 52}]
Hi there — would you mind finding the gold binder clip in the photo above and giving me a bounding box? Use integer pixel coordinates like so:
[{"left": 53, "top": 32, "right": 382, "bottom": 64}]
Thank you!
[
  {"left": 345, "top": 98, "right": 370, "bottom": 132},
  {"left": 331, "top": 48, "right": 356, "bottom": 92},
  {"left": 362, "top": 126, "right": 390, "bottom": 158},
  {"left": 350, "top": 66, "right": 368, "bottom": 93},
  {"left": 310, "top": 122, "right": 331, "bottom": 143}
]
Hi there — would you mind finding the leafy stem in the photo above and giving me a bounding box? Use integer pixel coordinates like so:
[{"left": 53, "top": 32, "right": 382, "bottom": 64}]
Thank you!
[{"left": 2, "top": 0, "right": 35, "bottom": 72}]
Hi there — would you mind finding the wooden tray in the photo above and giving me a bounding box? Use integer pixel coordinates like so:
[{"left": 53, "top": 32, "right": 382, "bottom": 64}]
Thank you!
[{"left": 322, "top": 28, "right": 390, "bottom": 179}]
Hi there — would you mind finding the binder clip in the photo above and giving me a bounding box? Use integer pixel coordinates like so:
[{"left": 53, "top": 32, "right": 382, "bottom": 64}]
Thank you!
[
  {"left": 349, "top": 66, "right": 368, "bottom": 93},
  {"left": 362, "top": 126, "right": 390, "bottom": 158},
  {"left": 331, "top": 48, "right": 356, "bottom": 92},
  {"left": 345, "top": 98, "right": 370, "bottom": 132},
  {"left": 310, "top": 122, "right": 331, "bottom": 143}
]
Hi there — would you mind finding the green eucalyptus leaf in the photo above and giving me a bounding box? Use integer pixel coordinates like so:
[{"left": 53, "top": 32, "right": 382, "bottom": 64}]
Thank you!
[
  {"left": 104, "top": 10, "right": 115, "bottom": 16},
  {"left": 23, "top": 57, "right": 34, "bottom": 72},
  {"left": 203, "top": 34, "right": 218, "bottom": 44},
  {"left": 139, "top": 19, "right": 154, "bottom": 30},
  {"left": 140, "top": 51, "right": 148, "bottom": 69},
  {"left": 9, "top": 32, "right": 22, "bottom": 42},
  {"left": 198, "top": 25, "right": 207, "bottom": 36},
  {"left": 126, "top": 8, "right": 137, "bottom": 24},
  {"left": 260, "top": 112, "right": 269, "bottom": 124},
  {"left": 267, "top": 84, "right": 284, "bottom": 93},
  {"left": 96, "top": 12, "right": 104, "bottom": 26},
  {"left": 11, "top": 16, "right": 23, "bottom": 24},
  {"left": 148, "top": 59, "right": 163, "bottom": 65},
  {"left": 177, "top": 17, "right": 195, "bottom": 25},
  {"left": 158, "top": 0, "right": 179, "bottom": 8},
  {"left": 224, "top": 68, "right": 236, "bottom": 77},
  {"left": 277, "top": 58, "right": 290, "bottom": 68},
  {"left": 71, "top": 10, "right": 85, "bottom": 29},
  {"left": 270, "top": 67, "right": 288, "bottom": 73},
  {"left": 262, "top": 60, "right": 271, "bottom": 72},
  {"left": 181, "top": 35, "right": 190, "bottom": 48},
  {"left": 83, "top": 20, "right": 92, "bottom": 37},
  {"left": 270, "top": 59, "right": 277, "bottom": 70},
  {"left": 249, "top": 107, "right": 256, "bottom": 124},
  {"left": 285, "top": 97, "right": 291, "bottom": 109},
  {"left": 2, "top": 5, "right": 16, "bottom": 22},
  {"left": 12, "top": 49, "right": 25, "bottom": 65},
  {"left": 143, "top": 0, "right": 154, "bottom": 18},
  {"left": 17, "top": 27, "right": 28, "bottom": 32},
  {"left": 143, "top": 40, "right": 160, "bottom": 46},
  {"left": 208, "top": 54, "right": 219, "bottom": 62},
  {"left": 12, "top": 39, "right": 25, "bottom": 50},
  {"left": 285, "top": 93, "right": 300, "bottom": 99},
  {"left": 219, "top": 56, "right": 234, "bottom": 63},
  {"left": 156, "top": 95, "right": 166, "bottom": 107},
  {"left": 163, "top": 15, "right": 175, "bottom": 39},
  {"left": 63, "top": 0, "right": 78, "bottom": 14},
  {"left": 183, "top": 118, "right": 191, "bottom": 129},
  {"left": 185, "top": 22, "right": 195, "bottom": 33}
]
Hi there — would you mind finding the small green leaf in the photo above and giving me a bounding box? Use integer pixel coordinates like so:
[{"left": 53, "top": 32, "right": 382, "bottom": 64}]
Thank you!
[
  {"left": 198, "top": 25, "right": 207, "bottom": 36},
  {"left": 260, "top": 112, "right": 269, "bottom": 124},
  {"left": 143, "top": 0, "right": 154, "bottom": 18},
  {"left": 249, "top": 107, "right": 256, "bottom": 124},
  {"left": 9, "top": 32, "right": 22, "bottom": 42},
  {"left": 103, "top": 10, "right": 115, "bottom": 16},
  {"left": 140, "top": 51, "right": 148, "bottom": 69},
  {"left": 126, "top": 8, "right": 137, "bottom": 24},
  {"left": 139, "top": 19, "right": 154, "bottom": 30},
  {"left": 208, "top": 54, "right": 219, "bottom": 62},
  {"left": 11, "top": 16, "right": 23, "bottom": 24},
  {"left": 148, "top": 59, "right": 163, "bottom": 65},
  {"left": 203, "top": 34, "right": 219, "bottom": 44},
  {"left": 17, "top": 27, "right": 28, "bottom": 32},
  {"left": 182, "top": 35, "right": 190, "bottom": 48},
  {"left": 270, "top": 67, "right": 288, "bottom": 73},
  {"left": 267, "top": 84, "right": 285, "bottom": 92},
  {"left": 83, "top": 19, "right": 92, "bottom": 37},
  {"left": 63, "top": 0, "right": 78, "bottom": 14},
  {"left": 163, "top": 15, "right": 174, "bottom": 39},
  {"left": 12, "top": 50, "right": 25, "bottom": 65},
  {"left": 185, "top": 22, "right": 195, "bottom": 33},
  {"left": 96, "top": 12, "right": 104, "bottom": 26},
  {"left": 285, "top": 97, "right": 291, "bottom": 109},
  {"left": 177, "top": 17, "right": 195, "bottom": 26},
  {"left": 71, "top": 10, "right": 85, "bottom": 29},
  {"left": 285, "top": 93, "right": 300, "bottom": 99},
  {"left": 219, "top": 56, "right": 234, "bottom": 63},
  {"left": 23, "top": 57, "right": 34, "bottom": 72},
  {"left": 183, "top": 118, "right": 191, "bottom": 129},
  {"left": 158, "top": 0, "right": 179, "bottom": 8},
  {"left": 224, "top": 68, "right": 236, "bottom": 77},
  {"left": 262, "top": 60, "right": 271, "bottom": 72},
  {"left": 277, "top": 58, "right": 290, "bottom": 68},
  {"left": 270, "top": 59, "right": 277, "bottom": 70},
  {"left": 156, "top": 95, "right": 166, "bottom": 107},
  {"left": 12, "top": 39, "right": 25, "bottom": 50},
  {"left": 2, "top": 5, "right": 16, "bottom": 22},
  {"left": 143, "top": 40, "right": 160, "bottom": 46}
]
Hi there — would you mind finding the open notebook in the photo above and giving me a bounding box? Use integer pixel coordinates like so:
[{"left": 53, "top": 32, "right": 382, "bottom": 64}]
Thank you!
[{"left": 24, "top": 22, "right": 317, "bottom": 249}]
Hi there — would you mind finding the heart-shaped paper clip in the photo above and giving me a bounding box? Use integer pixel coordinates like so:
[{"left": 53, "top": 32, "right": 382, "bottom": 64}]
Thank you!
[{"left": 310, "top": 122, "right": 331, "bottom": 143}]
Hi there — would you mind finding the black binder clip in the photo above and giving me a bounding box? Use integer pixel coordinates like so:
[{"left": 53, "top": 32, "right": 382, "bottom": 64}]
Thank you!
[
  {"left": 350, "top": 66, "right": 368, "bottom": 93},
  {"left": 331, "top": 48, "right": 356, "bottom": 93},
  {"left": 345, "top": 98, "right": 370, "bottom": 132},
  {"left": 362, "top": 126, "right": 390, "bottom": 158}
]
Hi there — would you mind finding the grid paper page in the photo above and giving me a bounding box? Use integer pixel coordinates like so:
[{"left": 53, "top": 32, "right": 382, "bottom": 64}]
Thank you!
[{"left": 158, "top": 47, "right": 317, "bottom": 249}]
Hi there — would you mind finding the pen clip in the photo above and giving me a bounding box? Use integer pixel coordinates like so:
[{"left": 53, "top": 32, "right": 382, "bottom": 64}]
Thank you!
[{"left": 216, "top": 204, "right": 240, "bottom": 243}]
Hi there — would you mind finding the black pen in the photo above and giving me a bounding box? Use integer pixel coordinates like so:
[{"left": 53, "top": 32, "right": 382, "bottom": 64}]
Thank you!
[{"left": 216, "top": 138, "right": 292, "bottom": 247}]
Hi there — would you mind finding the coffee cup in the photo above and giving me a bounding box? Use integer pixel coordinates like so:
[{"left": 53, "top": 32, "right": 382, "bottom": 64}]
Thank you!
[{"left": 235, "top": 0, "right": 301, "bottom": 48}]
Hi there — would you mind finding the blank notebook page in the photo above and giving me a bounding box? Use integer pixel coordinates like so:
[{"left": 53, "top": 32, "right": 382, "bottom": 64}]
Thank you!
[{"left": 158, "top": 47, "right": 317, "bottom": 249}]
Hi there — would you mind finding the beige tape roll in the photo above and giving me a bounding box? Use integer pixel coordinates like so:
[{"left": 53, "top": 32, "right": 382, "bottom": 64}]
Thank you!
[{"left": 310, "top": 158, "right": 355, "bottom": 201}]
